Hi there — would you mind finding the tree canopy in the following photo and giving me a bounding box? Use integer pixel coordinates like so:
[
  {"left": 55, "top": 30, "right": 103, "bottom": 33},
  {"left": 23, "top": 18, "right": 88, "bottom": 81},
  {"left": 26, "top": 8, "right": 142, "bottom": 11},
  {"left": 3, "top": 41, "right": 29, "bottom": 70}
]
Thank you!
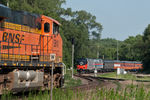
[
  {"left": 0, "top": 0, "right": 103, "bottom": 67},
  {"left": 1, "top": 1, "right": 149, "bottom": 72},
  {"left": 142, "top": 25, "right": 150, "bottom": 72}
]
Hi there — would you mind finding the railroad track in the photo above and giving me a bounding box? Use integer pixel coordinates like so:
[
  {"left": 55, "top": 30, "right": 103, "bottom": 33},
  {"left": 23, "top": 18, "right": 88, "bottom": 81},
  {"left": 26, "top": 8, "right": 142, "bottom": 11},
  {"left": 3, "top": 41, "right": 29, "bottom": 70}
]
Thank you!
[
  {"left": 73, "top": 73, "right": 150, "bottom": 91},
  {"left": 71, "top": 74, "right": 102, "bottom": 90},
  {"left": 94, "top": 76, "right": 125, "bottom": 81},
  {"left": 71, "top": 74, "right": 128, "bottom": 91}
]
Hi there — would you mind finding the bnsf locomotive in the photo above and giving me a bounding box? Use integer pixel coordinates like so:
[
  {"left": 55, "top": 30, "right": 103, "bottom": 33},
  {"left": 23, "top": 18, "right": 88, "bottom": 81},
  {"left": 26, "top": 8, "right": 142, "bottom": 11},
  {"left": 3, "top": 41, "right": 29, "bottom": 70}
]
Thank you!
[
  {"left": 0, "top": 4, "right": 63, "bottom": 94},
  {"left": 77, "top": 58, "right": 143, "bottom": 73}
]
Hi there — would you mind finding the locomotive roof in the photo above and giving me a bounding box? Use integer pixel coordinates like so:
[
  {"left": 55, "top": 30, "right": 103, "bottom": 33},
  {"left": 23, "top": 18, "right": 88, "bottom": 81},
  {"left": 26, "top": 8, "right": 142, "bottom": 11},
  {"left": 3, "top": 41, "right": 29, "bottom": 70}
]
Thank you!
[
  {"left": 41, "top": 15, "right": 61, "bottom": 25},
  {"left": 48, "top": 16, "right": 61, "bottom": 25},
  {"left": 0, "top": 4, "right": 60, "bottom": 28},
  {"left": 104, "top": 60, "right": 120, "bottom": 62},
  {"left": 0, "top": 4, "right": 41, "bottom": 28},
  {"left": 121, "top": 61, "right": 142, "bottom": 63},
  {"left": 87, "top": 58, "right": 102, "bottom": 60},
  {"left": 0, "top": 4, "right": 40, "bottom": 18},
  {"left": 0, "top": 4, "right": 9, "bottom": 8},
  {"left": 0, "top": 4, "right": 11, "bottom": 18},
  {"left": 103, "top": 60, "right": 142, "bottom": 64}
]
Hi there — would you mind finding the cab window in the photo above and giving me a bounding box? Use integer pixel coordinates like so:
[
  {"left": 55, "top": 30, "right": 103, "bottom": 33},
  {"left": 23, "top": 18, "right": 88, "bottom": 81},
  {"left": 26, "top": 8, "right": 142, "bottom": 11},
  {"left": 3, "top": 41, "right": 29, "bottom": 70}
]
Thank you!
[
  {"left": 0, "top": 17, "right": 5, "bottom": 23},
  {"left": 0, "top": 17, "right": 5, "bottom": 28},
  {"left": 44, "top": 22, "right": 50, "bottom": 33},
  {"left": 37, "top": 22, "right": 41, "bottom": 30},
  {"left": 53, "top": 22, "right": 59, "bottom": 34},
  {"left": 0, "top": 17, "right": 3, "bottom": 22}
]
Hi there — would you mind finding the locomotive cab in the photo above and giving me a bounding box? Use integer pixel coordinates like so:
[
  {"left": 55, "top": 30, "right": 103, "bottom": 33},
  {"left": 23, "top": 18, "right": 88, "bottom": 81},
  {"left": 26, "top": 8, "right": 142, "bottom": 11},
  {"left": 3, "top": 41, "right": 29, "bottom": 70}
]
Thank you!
[
  {"left": 40, "top": 15, "right": 62, "bottom": 63},
  {"left": 77, "top": 58, "right": 88, "bottom": 73},
  {"left": 41, "top": 15, "right": 60, "bottom": 36}
]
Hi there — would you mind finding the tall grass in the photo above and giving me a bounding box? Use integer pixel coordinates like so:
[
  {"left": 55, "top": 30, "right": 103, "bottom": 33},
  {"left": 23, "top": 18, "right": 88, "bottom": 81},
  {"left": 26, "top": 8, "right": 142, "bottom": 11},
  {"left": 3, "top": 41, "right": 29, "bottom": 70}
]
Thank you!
[
  {"left": 1, "top": 71, "right": 150, "bottom": 100},
  {"left": 64, "top": 72, "right": 81, "bottom": 88},
  {"left": 1, "top": 84, "right": 150, "bottom": 100}
]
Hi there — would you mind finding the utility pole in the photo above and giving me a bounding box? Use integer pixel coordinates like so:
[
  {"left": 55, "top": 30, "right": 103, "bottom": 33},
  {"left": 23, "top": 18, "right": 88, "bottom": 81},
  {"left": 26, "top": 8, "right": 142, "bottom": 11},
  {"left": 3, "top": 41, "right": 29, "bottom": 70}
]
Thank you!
[
  {"left": 103, "top": 55, "right": 104, "bottom": 60},
  {"left": 50, "top": 54, "right": 55, "bottom": 100},
  {"left": 117, "top": 40, "right": 119, "bottom": 60},
  {"left": 63, "top": 63, "right": 66, "bottom": 75},
  {"left": 50, "top": 62, "right": 54, "bottom": 100},
  {"left": 71, "top": 38, "right": 74, "bottom": 78},
  {"left": 7, "top": 0, "right": 9, "bottom": 7},
  {"left": 97, "top": 45, "right": 99, "bottom": 59}
]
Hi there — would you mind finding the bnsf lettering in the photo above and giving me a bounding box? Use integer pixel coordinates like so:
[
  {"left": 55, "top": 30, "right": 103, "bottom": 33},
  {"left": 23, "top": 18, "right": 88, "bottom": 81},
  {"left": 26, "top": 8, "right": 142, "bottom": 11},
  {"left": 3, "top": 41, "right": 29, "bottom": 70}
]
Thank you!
[{"left": 2, "top": 32, "right": 24, "bottom": 43}]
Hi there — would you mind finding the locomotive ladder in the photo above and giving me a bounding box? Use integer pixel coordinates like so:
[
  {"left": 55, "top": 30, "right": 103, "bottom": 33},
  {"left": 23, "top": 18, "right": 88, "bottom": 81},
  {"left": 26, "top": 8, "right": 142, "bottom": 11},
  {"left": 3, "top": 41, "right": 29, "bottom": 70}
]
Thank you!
[{"left": 31, "top": 45, "right": 40, "bottom": 65}]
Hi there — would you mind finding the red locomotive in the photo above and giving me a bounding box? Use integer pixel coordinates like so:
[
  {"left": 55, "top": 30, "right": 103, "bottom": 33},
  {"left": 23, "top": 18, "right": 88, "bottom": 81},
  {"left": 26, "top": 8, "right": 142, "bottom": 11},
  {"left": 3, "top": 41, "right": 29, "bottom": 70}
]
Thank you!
[
  {"left": 0, "top": 4, "right": 63, "bottom": 93},
  {"left": 77, "top": 58, "right": 103, "bottom": 73}
]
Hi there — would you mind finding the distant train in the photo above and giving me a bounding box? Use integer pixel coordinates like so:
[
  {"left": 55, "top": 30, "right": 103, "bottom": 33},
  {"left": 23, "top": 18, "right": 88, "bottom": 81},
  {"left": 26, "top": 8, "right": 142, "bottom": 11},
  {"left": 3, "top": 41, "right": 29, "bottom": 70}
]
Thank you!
[{"left": 77, "top": 58, "right": 143, "bottom": 73}]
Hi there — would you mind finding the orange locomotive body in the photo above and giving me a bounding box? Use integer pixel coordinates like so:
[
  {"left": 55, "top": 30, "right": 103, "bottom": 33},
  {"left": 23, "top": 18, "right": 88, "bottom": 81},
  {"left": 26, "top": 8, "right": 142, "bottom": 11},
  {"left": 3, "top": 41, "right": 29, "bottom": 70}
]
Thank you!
[
  {"left": 0, "top": 4, "right": 63, "bottom": 93},
  {"left": 0, "top": 15, "right": 62, "bottom": 63}
]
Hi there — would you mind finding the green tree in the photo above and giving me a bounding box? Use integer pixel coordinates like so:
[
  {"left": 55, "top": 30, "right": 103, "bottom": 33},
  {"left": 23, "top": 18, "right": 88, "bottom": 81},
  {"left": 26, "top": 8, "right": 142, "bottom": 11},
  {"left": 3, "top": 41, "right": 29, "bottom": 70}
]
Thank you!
[
  {"left": 97, "top": 38, "right": 121, "bottom": 60},
  {"left": 60, "top": 9, "right": 103, "bottom": 67},
  {"left": 8, "top": 0, "right": 65, "bottom": 19},
  {"left": 119, "top": 35, "right": 143, "bottom": 61},
  {"left": 142, "top": 24, "right": 150, "bottom": 72}
]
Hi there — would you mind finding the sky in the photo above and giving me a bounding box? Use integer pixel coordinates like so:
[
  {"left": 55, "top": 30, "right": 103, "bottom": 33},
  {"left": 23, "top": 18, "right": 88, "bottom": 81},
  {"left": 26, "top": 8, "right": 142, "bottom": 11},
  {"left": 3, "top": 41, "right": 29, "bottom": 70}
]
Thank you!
[{"left": 62, "top": 0, "right": 150, "bottom": 40}]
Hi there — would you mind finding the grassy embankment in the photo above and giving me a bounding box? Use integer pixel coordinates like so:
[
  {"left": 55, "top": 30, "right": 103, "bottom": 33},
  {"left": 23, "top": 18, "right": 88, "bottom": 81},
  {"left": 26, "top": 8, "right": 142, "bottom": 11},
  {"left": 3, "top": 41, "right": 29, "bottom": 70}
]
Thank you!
[
  {"left": 2, "top": 84, "right": 150, "bottom": 100},
  {"left": 99, "top": 72, "right": 150, "bottom": 81},
  {"left": 2, "top": 71, "right": 150, "bottom": 100}
]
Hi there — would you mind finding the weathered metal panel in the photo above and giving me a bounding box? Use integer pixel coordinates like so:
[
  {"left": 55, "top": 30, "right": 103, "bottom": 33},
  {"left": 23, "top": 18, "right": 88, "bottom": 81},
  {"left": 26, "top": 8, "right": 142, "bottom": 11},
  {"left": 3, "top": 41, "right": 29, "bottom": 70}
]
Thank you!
[
  {"left": 104, "top": 60, "right": 116, "bottom": 69},
  {"left": 0, "top": 4, "right": 11, "bottom": 18},
  {"left": 87, "top": 59, "right": 103, "bottom": 70},
  {"left": 10, "top": 71, "right": 44, "bottom": 92},
  {"left": 0, "top": 4, "right": 41, "bottom": 28}
]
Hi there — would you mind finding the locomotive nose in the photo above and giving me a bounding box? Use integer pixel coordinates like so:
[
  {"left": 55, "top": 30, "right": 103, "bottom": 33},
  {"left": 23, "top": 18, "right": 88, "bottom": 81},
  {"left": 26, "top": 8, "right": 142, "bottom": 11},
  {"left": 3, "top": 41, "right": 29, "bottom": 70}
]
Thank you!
[{"left": 80, "top": 62, "right": 84, "bottom": 65}]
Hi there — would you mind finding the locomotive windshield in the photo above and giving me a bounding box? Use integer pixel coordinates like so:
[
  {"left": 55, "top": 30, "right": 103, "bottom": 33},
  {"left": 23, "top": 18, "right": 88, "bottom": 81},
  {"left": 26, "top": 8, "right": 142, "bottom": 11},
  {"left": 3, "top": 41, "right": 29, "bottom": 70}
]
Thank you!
[
  {"left": 53, "top": 22, "right": 59, "bottom": 34},
  {"left": 77, "top": 58, "right": 87, "bottom": 65}
]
